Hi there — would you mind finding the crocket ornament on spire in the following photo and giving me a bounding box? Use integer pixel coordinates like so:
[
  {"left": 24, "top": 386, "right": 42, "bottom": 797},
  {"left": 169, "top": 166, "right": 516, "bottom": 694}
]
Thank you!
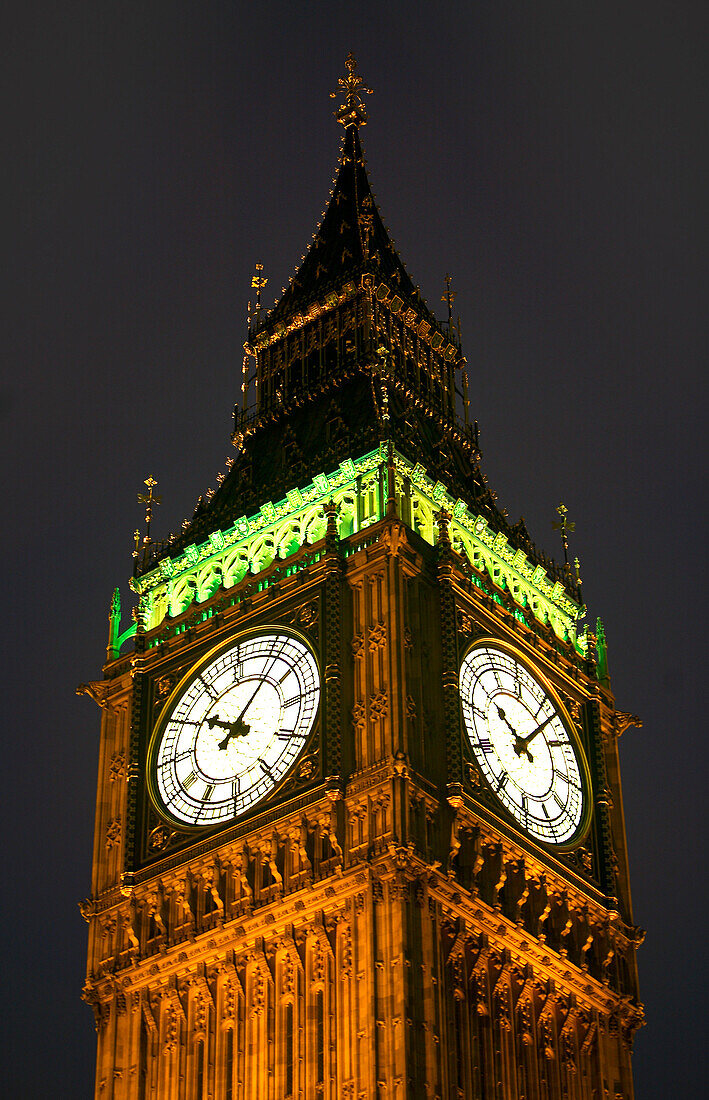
[{"left": 331, "top": 52, "right": 372, "bottom": 129}]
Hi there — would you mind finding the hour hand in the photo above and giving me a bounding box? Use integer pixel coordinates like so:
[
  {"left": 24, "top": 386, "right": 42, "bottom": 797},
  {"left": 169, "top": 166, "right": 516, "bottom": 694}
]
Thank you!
[
  {"left": 495, "top": 704, "right": 518, "bottom": 738},
  {"left": 513, "top": 713, "right": 555, "bottom": 761},
  {"left": 513, "top": 737, "right": 535, "bottom": 763},
  {"left": 206, "top": 714, "right": 231, "bottom": 732},
  {"left": 206, "top": 714, "right": 251, "bottom": 750}
]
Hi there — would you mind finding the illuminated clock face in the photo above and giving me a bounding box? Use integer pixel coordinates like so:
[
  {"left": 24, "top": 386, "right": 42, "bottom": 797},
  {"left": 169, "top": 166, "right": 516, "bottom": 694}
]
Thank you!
[
  {"left": 151, "top": 632, "right": 320, "bottom": 827},
  {"left": 459, "top": 644, "right": 587, "bottom": 845}
]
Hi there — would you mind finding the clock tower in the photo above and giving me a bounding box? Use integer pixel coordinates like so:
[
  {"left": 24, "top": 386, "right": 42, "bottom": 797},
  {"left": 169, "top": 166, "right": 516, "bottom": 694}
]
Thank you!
[{"left": 81, "top": 56, "right": 643, "bottom": 1099}]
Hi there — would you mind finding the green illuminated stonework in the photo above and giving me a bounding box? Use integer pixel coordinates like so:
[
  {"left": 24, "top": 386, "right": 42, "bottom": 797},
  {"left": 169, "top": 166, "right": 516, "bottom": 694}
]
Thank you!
[{"left": 130, "top": 442, "right": 583, "bottom": 649}]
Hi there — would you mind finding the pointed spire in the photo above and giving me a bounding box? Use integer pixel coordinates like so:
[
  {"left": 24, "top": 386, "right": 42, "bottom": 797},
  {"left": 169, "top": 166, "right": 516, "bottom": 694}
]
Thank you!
[{"left": 261, "top": 122, "right": 417, "bottom": 329}]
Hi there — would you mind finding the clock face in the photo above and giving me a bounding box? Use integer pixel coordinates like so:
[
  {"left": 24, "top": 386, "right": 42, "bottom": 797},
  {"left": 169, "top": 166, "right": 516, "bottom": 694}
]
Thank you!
[
  {"left": 459, "top": 644, "right": 587, "bottom": 845},
  {"left": 150, "top": 631, "right": 320, "bottom": 827}
]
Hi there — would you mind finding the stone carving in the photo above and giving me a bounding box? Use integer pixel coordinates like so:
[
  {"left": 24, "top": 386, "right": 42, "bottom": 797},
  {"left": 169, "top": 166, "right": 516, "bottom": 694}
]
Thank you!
[
  {"left": 105, "top": 818, "right": 122, "bottom": 849},
  {"left": 108, "top": 752, "right": 126, "bottom": 782},
  {"left": 369, "top": 690, "right": 388, "bottom": 721},
  {"left": 148, "top": 824, "right": 175, "bottom": 853},
  {"left": 351, "top": 701, "right": 366, "bottom": 734}
]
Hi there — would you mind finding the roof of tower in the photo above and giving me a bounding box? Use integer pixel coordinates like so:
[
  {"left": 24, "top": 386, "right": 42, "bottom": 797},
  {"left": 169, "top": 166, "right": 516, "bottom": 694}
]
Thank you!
[
  {"left": 133, "top": 57, "right": 581, "bottom": 611},
  {"left": 253, "top": 58, "right": 435, "bottom": 336}
]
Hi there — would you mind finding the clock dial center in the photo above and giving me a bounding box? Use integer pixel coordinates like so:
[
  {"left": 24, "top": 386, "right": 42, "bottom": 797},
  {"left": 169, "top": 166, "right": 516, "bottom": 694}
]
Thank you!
[
  {"left": 486, "top": 692, "right": 554, "bottom": 798},
  {"left": 194, "top": 678, "right": 283, "bottom": 781}
]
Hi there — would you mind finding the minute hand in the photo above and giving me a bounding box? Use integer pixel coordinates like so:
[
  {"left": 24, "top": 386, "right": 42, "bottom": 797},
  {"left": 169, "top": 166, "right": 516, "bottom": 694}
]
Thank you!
[
  {"left": 215, "top": 645, "right": 286, "bottom": 750},
  {"left": 513, "top": 713, "right": 555, "bottom": 761}
]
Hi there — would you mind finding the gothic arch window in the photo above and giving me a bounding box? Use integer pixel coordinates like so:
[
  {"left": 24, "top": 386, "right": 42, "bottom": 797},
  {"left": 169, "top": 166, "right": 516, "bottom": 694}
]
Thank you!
[
  {"left": 303, "top": 508, "right": 327, "bottom": 544},
  {"left": 221, "top": 549, "right": 249, "bottom": 589},
  {"left": 337, "top": 491, "right": 356, "bottom": 537},
  {"left": 284, "top": 1001, "right": 294, "bottom": 1097},
  {"left": 273, "top": 519, "right": 303, "bottom": 558},
  {"left": 360, "top": 474, "right": 380, "bottom": 527},
  {"left": 195, "top": 564, "right": 222, "bottom": 603},
  {"left": 195, "top": 1037, "right": 205, "bottom": 1098},
  {"left": 170, "top": 576, "right": 196, "bottom": 617},
  {"left": 138, "top": 1016, "right": 149, "bottom": 1100},
  {"left": 249, "top": 534, "right": 276, "bottom": 574},
  {"left": 224, "top": 1027, "right": 234, "bottom": 1100},
  {"left": 315, "top": 988, "right": 325, "bottom": 1089}
]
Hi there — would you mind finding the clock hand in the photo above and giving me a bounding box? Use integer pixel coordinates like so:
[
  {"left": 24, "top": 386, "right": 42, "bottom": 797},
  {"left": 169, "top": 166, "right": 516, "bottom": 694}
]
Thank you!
[
  {"left": 495, "top": 704, "right": 518, "bottom": 738},
  {"left": 206, "top": 715, "right": 236, "bottom": 732},
  {"left": 212, "top": 642, "right": 288, "bottom": 751},
  {"left": 217, "top": 720, "right": 250, "bottom": 751},
  {"left": 513, "top": 713, "right": 555, "bottom": 762},
  {"left": 206, "top": 714, "right": 252, "bottom": 750}
]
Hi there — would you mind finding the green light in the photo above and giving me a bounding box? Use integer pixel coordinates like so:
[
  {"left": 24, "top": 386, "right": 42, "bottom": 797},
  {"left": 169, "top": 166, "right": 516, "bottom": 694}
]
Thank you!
[{"left": 132, "top": 444, "right": 582, "bottom": 649}]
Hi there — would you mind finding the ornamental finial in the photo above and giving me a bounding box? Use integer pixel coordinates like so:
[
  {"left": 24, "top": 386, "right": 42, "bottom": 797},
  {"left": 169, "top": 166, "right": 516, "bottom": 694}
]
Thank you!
[
  {"left": 248, "top": 262, "right": 268, "bottom": 327},
  {"left": 137, "top": 476, "right": 161, "bottom": 549},
  {"left": 441, "top": 273, "right": 457, "bottom": 327},
  {"left": 552, "top": 502, "right": 576, "bottom": 571},
  {"left": 331, "top": 53, "right": 372, "bottom": 129}
]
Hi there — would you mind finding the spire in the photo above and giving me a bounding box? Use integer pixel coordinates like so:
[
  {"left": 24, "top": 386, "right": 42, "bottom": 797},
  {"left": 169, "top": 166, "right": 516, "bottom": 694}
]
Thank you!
[{"left": 255, "top": 58, "right": 420, "bottom": 332}]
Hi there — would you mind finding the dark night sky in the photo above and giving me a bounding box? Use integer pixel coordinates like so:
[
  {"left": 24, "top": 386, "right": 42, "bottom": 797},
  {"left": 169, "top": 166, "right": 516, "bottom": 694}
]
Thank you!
[{"left": 4, "top": 2, "right": 706, "bottom": 1095}]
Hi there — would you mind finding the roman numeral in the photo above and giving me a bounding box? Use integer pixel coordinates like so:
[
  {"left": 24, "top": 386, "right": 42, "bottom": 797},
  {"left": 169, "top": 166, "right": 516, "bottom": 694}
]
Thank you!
[
  {"left": 200, "top": 677, "right": 217, "bottom": 699},
  {"left": 203, "top": 784, "right": 215, "bottom": 802},
  {"left": 284, "top": 695, "right": 301, "bottom": 708},
  {"left": 184, "top": 771, "right": 197, "bottom": 790},
  {"left": 478, "top": 738, "right": 493, "bottom": 753},
  {"left": 258, "top": 758, "right": 273, "bottom": 778},
  {"left": 279, "top": 669, "right": 292, "bottom": 684},
  {"left": 553, "top": 767, "right": 578, "bottom": 790},
  {"left": 495, "top": 773, "right": 508, "bottom": 792}
]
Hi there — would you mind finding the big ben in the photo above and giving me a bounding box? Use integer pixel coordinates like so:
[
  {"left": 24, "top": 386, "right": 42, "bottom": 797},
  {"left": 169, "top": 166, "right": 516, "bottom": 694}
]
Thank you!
[{"left": 81, "top": 55, "right": 644, "bottom": 1098}]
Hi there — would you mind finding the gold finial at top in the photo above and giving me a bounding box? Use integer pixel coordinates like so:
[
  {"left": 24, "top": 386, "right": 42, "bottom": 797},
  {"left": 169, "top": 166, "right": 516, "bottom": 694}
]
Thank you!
[
  {"left": 251, "top": 263, "right": 267, "bottom": 296},
  {"left": 331, "top": 53, "right": 372, "bottom": 129},
  {"left": 249, "top": 262, "right": 268, "bottom": 326},
  {"left": 441, "top": 273, "right": 457, "bottom": 327},
  {"left": 137, "top": 476, "right": 161, "bottom": 548},
  {"left": 552, "top": 502, "right": 576, "bottom": 570}
]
